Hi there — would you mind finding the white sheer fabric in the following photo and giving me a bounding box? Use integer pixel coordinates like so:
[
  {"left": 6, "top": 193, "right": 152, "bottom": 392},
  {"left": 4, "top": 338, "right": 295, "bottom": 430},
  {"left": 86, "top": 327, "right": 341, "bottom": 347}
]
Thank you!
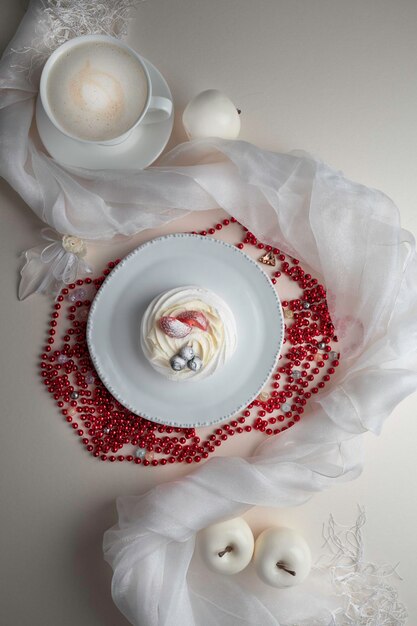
[{"left": 1, "top": 2, "right": 417, "bottom": 624}]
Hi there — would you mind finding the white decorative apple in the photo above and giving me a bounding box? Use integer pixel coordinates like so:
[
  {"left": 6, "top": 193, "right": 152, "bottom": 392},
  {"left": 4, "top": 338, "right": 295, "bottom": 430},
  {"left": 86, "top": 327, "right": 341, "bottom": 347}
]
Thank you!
[
  {"left": 253, "top": 527, "right": 312, "bottom": 588},
  {"left": 182, "top": 89, "right": 241, "bottom": 140},
  {"left": 197, "top": 517, "right": 254, "bottom": 575}
]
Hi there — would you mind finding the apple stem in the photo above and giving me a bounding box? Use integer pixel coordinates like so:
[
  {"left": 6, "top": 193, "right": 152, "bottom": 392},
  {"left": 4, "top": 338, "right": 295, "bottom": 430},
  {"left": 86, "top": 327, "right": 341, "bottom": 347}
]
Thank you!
[
  {"left": 276, "top": 561, "right": 296, "bottom": 576},
  {"left": 218, "top": 545, "right": 233, "bottom": 558}
]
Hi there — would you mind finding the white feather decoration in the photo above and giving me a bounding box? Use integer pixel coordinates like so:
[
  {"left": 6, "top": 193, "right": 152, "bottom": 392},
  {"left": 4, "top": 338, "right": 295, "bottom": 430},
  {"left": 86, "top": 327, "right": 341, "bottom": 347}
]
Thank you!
[
  {"left": 313, "top": 509, "right": 407, "bottom": 626},
  {"left": 11, "top": 0, "right": 141, "bottom": 80}
]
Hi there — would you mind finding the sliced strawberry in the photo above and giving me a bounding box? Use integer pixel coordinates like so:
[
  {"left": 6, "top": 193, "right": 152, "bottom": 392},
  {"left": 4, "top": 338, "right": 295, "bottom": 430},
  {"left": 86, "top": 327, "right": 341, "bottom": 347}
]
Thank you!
[
  {"left": 159, "top": 316, "right": 191, "bottom": 338},
  {"left": 176, "top": 310, "right": 209, "bottom": 331}
]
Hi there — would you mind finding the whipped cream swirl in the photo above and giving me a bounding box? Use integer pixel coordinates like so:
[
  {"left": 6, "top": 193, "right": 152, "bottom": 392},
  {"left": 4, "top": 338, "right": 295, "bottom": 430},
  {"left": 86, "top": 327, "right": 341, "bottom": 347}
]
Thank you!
[{"left": 140, "top": 286, "right": 237, "bottom": 382}]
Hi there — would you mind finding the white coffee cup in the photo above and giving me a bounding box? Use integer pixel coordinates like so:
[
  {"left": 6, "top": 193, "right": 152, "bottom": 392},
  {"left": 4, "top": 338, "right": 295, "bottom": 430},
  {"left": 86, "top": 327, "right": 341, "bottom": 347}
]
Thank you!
[{"left": 39, "top": 34, "right": 173, "bottom": 146}]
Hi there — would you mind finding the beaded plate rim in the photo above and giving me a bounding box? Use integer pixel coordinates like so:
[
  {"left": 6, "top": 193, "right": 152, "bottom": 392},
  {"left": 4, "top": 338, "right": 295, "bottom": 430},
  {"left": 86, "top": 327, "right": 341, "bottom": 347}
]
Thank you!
[{"left": 86, "top": 234, "right": 285, "bottom": 427}]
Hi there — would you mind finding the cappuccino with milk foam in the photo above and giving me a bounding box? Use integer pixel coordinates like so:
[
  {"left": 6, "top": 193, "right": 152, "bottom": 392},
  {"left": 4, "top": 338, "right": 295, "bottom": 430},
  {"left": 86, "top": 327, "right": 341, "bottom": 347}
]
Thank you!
[{"left": 46, "top": 41, "right": 149, "bottom": 141}]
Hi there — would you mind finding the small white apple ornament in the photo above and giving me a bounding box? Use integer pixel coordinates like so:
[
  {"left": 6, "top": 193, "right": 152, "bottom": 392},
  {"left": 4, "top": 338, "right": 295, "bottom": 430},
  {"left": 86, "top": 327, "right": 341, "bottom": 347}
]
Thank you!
[
  {"left": 182, "top": 89, "right": 241, "bottom": 140},
  {"left": 253, "top": 527, "right": 312, "bottom": 588},
  {"left": 197, "top": 517, "right": 254, "bottom": 575}
]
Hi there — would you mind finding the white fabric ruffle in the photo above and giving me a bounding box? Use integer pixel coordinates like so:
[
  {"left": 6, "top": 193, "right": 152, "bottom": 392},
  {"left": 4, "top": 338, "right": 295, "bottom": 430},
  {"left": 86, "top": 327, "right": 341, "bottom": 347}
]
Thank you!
[
  {"left": 101, "top": 141, "right": 417, "bottom": 626},
  {"left": 19, "top": 228, "right": 92, "bottom": 298}
]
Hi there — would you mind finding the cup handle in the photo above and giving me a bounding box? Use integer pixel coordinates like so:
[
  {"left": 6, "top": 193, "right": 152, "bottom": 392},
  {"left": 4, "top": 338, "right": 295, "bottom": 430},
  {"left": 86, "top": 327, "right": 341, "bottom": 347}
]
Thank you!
[{"left": 141, "top": 96, "right": 173, "bottom": 124}]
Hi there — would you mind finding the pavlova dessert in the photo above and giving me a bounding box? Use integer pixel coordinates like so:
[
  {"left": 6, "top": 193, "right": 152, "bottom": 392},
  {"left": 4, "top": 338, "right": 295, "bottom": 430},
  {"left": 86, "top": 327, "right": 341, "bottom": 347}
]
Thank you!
[{"left": 140, "top": 286, "right": 237, "bottom": 381}]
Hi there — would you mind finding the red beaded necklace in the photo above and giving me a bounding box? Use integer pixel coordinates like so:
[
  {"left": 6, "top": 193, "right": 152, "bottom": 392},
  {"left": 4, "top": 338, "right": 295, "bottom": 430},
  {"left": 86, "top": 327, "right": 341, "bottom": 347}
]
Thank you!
[{"left": 39, "top": 217, "right": 339, "bottom": 467}]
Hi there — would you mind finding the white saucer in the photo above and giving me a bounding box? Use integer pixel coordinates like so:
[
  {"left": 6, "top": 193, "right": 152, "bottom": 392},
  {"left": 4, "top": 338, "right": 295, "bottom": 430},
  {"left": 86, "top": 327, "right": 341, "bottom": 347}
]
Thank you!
[
  {"left": 87, "top": 235, "right": 284, "bottom": 428},
  {"left": 35, "top": 59, "right": 174, "bottom": 170}
]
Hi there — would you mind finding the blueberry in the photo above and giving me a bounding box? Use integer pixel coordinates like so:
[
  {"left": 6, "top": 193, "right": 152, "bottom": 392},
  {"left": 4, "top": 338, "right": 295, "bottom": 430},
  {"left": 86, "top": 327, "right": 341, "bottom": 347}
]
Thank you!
[
  {"left": 187, "top": 356, "right": 203, "bottom": 372},
  {"left": 170, "top": 355, "right": 187, "bottom": 371},
  {"left": 179, "top": 345, "right": 195, "bottom": 361}
]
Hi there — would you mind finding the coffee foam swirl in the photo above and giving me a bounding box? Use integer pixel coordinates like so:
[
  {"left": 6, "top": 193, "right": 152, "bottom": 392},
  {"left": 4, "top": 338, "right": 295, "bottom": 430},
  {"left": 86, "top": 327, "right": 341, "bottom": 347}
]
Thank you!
[
  {"left": 69, "top": 60, "right": 124, "bottom": 122},
  {"left": 47, "top": 42, "right": 148, "bottom": 141}
]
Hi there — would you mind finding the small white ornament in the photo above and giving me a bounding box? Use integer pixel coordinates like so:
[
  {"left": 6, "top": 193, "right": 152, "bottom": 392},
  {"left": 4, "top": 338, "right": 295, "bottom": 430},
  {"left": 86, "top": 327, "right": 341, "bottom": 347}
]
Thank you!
[
  {"left": 197, "top": 517, "right": 254, "bottom": 575},
  {"left": 253, "top": 527, "right": 312, "bottom": 588},
  {"left": 183, "top": 89, "right": 241, "bottom": 140},
  {"left": 62, "top": 234, "right": 87, "bottom": 256}
]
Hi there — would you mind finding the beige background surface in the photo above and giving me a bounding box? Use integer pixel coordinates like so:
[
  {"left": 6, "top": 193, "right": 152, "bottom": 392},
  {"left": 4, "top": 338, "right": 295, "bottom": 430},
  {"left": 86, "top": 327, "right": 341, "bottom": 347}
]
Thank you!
[{"left": 1, "top": 0, "right": 417, "bottom": 624}]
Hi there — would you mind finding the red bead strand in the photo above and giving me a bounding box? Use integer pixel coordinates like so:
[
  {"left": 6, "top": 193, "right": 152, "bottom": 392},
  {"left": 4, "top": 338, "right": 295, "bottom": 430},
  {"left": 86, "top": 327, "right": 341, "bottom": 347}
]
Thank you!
[{"left": 39, "top": 218, "right": 339, "bottom": 466}]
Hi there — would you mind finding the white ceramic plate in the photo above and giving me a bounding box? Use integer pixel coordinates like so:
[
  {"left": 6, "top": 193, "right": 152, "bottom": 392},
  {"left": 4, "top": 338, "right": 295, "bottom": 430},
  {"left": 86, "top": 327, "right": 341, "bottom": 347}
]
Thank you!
[
  {"left": 87, "top": 235, "right": 284, "bottom": 427},
  {"left": 35, "top": 58, "right": 173, "bottom": 170}
]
